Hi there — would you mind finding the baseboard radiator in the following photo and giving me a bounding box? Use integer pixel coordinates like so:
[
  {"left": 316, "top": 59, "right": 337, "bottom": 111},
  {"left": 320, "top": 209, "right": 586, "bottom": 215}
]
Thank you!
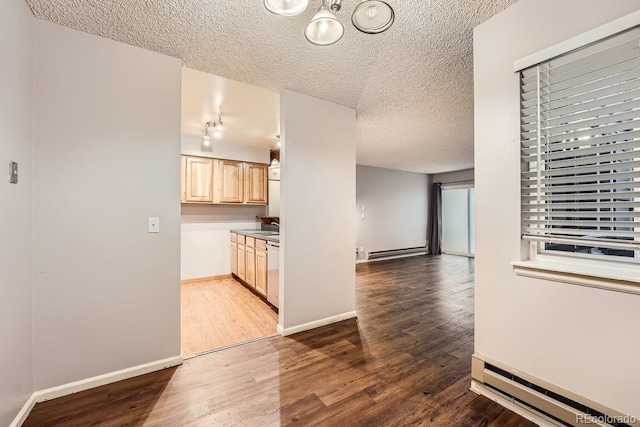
[
  {"left": 471, "top": 355, "right": 638, "bottom": 427},
  {"left": 367, "top": 246, "right": 428, "bottom": 261}
]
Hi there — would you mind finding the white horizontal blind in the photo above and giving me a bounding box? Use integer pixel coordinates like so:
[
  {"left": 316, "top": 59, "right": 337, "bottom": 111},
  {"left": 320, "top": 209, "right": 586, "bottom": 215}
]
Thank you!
[{"left": 521, "top": 27, "right": 640, "bottom": 255}]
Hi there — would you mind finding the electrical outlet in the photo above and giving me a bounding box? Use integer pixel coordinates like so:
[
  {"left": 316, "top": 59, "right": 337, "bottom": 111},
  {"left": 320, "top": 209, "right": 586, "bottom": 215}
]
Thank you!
[
  {"left": 359, "top": 246, "right": 364, "bottom": 253},
  {"left": 361, "top": 213, "right": 365, "bottom": 219}
]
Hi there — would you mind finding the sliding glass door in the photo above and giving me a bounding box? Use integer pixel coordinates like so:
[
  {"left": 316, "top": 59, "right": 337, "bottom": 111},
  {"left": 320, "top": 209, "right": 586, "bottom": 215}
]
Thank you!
[{"left": 441, "top": 184, "right": 475, "bottom": 257}]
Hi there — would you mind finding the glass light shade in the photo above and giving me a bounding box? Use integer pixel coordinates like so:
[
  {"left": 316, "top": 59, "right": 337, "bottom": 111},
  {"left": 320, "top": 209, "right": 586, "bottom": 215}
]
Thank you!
[
  {"left": 264, "top": 0, "right": 309, "bottom": 16},
  {"left": 305, "top": 7, "right": 344, "bottom": 46},
  {"left": 351, "top": 0, "right": 394, "bottom": 34}
]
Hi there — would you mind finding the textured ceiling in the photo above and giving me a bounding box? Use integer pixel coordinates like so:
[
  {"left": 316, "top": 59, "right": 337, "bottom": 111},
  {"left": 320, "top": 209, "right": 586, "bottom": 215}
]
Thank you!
[{"left": 25, "top": 0, "right": 517, "bottom": 174}]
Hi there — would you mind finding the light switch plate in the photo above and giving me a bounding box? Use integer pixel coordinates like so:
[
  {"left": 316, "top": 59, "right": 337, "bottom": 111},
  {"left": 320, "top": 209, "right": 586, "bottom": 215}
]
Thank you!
[
  {"left": 148, "top": 217, "right": 160, "bottom": 233},
  {"left": 9, "top": 161, "right": 18, "bottom": 184}
]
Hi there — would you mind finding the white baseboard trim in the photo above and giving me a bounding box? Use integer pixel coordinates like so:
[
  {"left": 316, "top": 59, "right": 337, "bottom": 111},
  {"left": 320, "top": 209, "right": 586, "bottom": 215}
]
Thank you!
[
  {"left": 10, "top": 355, "right": 183, "bottom": 427},
  {"left": 9, "top": 394, "right": 37, "bottom": 427},
  {"left": 470, "top": 380, "right": 558, "bottom": 427},
  {"left": 279, "top": 311, "right": 357, "bottom": 336}
]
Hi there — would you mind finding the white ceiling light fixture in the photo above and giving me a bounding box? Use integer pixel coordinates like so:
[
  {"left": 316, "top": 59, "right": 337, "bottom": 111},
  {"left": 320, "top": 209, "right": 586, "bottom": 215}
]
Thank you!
[
  {"left": 305, "top": 1, "right": 344, "bottom": 46},
  {"left": 203, "top": 114, "right": 224, "bottom": 145},
  {"left": 351, "top": 0, "right": 394, "bottom": 34},
  {"left": 264, "top": 0, "right": 309, "bottom": 16},
  {"left": 265, "top": 0, "right": 394, "bottom": 46}
]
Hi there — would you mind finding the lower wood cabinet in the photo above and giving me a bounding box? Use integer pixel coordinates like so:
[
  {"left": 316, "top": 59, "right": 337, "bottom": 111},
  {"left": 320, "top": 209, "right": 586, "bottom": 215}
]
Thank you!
[
  {"left": 255, "top": 249, "right": 267, "bottom": 296},
  {"left": 230, "top": 241, "right": 238, "bottom": 276},
  {"left": 237, "top": 238, "right": 246, "bottom": 281},
  {"left": 231, "top": 232, "right": 268, "bottom": 299},
  {"left": 245, "top": 245, "right": 256, "bottom": 287}
]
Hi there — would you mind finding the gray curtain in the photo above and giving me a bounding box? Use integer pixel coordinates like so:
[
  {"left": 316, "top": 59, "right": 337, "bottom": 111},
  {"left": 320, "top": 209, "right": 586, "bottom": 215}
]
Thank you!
[{"left": 428, "top": 182, "right": 442, "bottom": 254}]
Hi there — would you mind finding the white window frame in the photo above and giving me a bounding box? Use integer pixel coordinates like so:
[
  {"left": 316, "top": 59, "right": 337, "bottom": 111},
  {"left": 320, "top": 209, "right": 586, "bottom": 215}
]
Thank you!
[
  {"left": 441, "top": 182, "right": 475, "bottom": 258},
  {"left": 512, "top": 11, "right": 640, "bottom": 295}
]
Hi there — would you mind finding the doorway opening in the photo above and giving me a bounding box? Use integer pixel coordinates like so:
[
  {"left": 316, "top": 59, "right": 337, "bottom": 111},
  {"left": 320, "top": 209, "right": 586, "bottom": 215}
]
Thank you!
[{"left": 441, "top": 183, "right": 475, "bottom": 257}]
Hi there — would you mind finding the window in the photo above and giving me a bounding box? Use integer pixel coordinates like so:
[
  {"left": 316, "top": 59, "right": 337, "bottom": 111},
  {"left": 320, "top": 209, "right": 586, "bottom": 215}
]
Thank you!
[{"left": 520, "top": 26, "right": 640, "bottom": 264}]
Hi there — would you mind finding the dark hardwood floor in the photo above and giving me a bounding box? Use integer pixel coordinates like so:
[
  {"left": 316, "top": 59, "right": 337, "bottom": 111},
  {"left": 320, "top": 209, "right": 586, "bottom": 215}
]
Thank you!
[{"left": 24, "top": 255, "right": 534, "bottom": 426}]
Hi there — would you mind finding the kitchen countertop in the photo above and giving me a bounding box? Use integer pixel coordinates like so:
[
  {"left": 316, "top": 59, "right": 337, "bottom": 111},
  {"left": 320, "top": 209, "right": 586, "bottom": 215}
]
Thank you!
[{"left": 231, "top": 229, "right": 280, "bottom": 244}]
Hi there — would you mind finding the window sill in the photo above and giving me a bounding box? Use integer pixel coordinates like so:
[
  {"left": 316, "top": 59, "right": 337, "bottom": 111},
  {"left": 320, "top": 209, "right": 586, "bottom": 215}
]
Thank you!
[{"left": 512, "top": 257, "right": 640, "bottom": 295}]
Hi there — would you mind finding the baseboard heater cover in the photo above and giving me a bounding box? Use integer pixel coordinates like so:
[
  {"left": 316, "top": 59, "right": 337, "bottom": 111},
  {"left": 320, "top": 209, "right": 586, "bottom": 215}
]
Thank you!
[
  {"left": 471, "top": 354, "right": 638, "bottom": 427},
  {"left": 367, "top": 246, "right": 428, "bottom": 260}
]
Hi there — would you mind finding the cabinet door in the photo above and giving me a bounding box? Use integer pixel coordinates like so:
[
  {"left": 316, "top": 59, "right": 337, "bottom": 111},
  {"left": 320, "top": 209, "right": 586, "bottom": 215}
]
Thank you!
[
  {"left": 245, "top": 246, "right": 256, "bottom": 287},
  {"left": 184, "top": 156, "right": 214, "bottom": 202},
  {"left": 219, "top": 160, "right": 244, "bottom": 203},
  {"left": 255, "top": 249, "right": 267, "bottom": 296},
  {"left": 230, "top": 241, "right": 238, "bottom": 276},
  {"left": 237, "top": 243, "right": 246, "bottom": 281},
  {"left": 244, "top": 163, "right": 268, "bottom": 204}
]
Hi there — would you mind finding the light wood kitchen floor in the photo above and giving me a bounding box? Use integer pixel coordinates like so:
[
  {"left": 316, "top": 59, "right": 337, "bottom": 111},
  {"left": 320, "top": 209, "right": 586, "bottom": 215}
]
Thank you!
[{"left": 181, "top": 277, "right": 278, "bottom": 358}]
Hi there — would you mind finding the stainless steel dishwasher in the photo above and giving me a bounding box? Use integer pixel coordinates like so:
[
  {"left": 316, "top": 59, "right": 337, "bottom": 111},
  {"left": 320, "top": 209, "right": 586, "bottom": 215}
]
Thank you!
[{"left": 267, "top": 239, "right": 280, "bottom": 309}]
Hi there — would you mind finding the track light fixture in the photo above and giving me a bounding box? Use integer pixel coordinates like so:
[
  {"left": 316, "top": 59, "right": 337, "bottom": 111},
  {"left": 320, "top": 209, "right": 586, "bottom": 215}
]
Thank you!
[{"left": 203, "top": 115, "right": 223, "bottom": 146}]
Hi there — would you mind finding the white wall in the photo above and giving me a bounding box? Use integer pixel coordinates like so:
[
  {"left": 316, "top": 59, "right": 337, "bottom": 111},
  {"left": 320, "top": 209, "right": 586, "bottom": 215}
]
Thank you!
[
  {"left": 433, "top": 168, "right": 474, "bottom": 184},
  {"left": 356, "top": 165, "right": 429, "bottom": 260},
  {"left": 0, "top": 0, "right": 34, "bottom": 424},
  {"left": 474, "top": 1, "right": 640, "bottom": 418},
  {"left": 181, "top": 136, "right": 270, "bottom": 164},
  {"left": 32, "top": 20, "right": 182, "bottom": 390},
  {"left": 181, "top": 205, "right": 264, "bottom": 279},
  {"left": 280, "top": 90, "right": 356, "bottom": 331}
]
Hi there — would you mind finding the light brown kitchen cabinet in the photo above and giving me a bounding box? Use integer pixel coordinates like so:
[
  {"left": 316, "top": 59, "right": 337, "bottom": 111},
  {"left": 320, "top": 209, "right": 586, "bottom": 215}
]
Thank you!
[
  {"left": 255, "top": 245, "right": 267, "bottom": 296},
  {"left": 230, "top": 233, "right": 238, "bottom": 276},
  {"left": 215, "top": 160, "right": 244, "bottom": 203},
  {"left": 181, "top": 155, "right": 268, "bottom": 205},
  {"left": 244, "top": 163, "right": 268, "bottom": 204},
  {"left": 231, "top": 233, "right": 269, "bottom": 299},
  {"left": 183, "top": 156, "right": 213, "bottom": 202},
  {"left": 237, "top": 235, "right": 246, "bottom": 281},
  {"left": 245, "top": 245, "right": 256, "bottom": 287}
]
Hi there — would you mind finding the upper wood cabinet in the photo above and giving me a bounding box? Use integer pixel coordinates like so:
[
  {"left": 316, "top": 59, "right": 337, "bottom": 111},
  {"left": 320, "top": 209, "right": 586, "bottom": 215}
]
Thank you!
[
  {"left": 181, "top": 155, "right": 268, "bottom": 205},
  {"left": 214, "top": 160, "right": 244, "bottom": 203},
  {"left": 244, "top": 163, "right": 268, "bottom": 205},
  {"left": 183, "top": 156, "right": 213, "bottom": 202}
]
